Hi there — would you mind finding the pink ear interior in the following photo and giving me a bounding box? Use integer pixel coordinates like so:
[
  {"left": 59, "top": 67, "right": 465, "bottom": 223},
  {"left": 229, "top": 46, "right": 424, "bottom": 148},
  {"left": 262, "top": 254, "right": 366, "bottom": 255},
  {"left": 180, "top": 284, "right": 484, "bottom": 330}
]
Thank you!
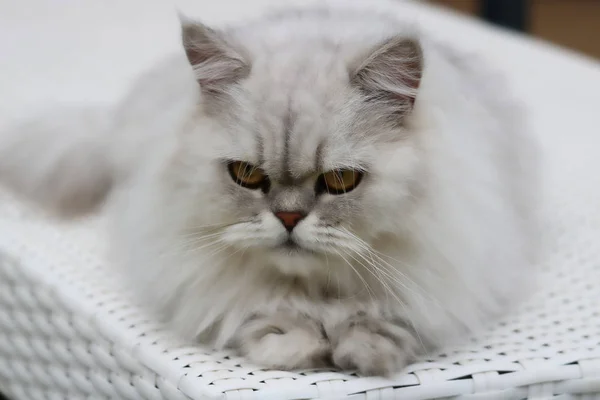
[{"left": 181, "top": 21, "right": 250, "bottom": 90}]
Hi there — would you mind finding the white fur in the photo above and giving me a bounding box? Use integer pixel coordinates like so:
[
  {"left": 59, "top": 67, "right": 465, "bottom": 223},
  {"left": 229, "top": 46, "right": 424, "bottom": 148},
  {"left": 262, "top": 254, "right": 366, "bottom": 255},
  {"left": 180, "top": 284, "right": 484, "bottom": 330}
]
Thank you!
[{"left": 0, "top": 4, "right": 538, "bottom": 375}]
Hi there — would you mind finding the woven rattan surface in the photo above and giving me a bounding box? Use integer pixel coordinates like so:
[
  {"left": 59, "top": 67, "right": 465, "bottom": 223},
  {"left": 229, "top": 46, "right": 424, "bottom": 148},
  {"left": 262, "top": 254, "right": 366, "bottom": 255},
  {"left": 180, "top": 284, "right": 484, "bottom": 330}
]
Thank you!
[{"left": 1, "top": 0, "right": 600, "bottom": 399}]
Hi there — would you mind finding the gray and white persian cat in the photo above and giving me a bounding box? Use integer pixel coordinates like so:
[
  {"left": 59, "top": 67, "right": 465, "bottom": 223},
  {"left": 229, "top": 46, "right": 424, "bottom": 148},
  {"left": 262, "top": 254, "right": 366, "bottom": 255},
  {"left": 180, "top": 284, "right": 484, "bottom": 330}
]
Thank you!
[{"left": 0, "top": 2, "right": 538, "bottom": 376}]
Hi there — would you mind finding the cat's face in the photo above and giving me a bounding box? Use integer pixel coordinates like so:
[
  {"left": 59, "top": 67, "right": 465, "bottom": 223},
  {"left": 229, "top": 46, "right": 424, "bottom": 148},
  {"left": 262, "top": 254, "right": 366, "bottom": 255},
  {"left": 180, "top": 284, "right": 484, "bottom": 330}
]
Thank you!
[{"left": 172, "top": 20, "right": 423, "bottom": 275}]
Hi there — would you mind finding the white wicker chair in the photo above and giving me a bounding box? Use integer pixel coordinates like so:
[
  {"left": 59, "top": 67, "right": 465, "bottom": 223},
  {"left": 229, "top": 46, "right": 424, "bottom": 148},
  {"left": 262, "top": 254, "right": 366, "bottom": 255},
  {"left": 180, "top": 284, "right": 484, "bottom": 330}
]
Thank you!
[{"left": 1, "top": 0, "right": 600, "bottom": 399}]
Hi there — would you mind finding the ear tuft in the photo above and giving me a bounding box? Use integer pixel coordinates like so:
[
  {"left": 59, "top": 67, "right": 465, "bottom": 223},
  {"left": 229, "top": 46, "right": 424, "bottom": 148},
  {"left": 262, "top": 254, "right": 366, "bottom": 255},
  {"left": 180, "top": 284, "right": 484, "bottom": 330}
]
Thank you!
[
  {"left": 352, "top": 37, "right": 423, "bottom": 113},
  {"left": 180, "top": 19, "right": 250, "bottom": 91}
]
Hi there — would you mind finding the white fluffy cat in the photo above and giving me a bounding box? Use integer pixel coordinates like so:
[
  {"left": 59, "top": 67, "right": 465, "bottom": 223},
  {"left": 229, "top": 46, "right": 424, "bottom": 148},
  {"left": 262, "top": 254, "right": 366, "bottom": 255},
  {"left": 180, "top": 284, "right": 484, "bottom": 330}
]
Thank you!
[{"left": 0, "top": 3, "right": 538, "bottom": 376}]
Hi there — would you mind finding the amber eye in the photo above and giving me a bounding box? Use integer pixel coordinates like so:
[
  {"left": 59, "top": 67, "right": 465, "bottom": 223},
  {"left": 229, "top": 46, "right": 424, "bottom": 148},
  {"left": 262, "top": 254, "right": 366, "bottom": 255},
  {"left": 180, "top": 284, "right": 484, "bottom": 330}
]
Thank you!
[
  {"left": 317, "top": 169, "right": 363, "bottom": 195},
  {"left": 228, "top": 161, "right": 267, "bottom": 189}
]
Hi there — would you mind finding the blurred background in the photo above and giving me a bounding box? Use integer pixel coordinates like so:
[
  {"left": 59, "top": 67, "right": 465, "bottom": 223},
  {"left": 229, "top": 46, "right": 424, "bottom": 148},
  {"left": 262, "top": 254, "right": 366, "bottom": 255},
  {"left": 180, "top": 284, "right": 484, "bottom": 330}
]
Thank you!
[{"left": 428, "top": 0, "right": 600, "bottom": 59}]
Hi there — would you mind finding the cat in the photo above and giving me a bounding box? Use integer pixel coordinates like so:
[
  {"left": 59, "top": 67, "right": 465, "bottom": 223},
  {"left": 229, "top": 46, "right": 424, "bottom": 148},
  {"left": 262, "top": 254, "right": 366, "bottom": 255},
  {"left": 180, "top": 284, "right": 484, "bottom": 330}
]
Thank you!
[{"left": 0, "top": 2, "right": 539, "bottom": 376}]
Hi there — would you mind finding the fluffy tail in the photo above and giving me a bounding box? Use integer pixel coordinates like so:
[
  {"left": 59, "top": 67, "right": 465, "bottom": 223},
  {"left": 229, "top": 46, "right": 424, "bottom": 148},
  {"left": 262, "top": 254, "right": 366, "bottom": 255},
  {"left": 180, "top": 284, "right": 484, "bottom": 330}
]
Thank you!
[{"left": 0, "top": 108, "right": 115, "bottom": 218}]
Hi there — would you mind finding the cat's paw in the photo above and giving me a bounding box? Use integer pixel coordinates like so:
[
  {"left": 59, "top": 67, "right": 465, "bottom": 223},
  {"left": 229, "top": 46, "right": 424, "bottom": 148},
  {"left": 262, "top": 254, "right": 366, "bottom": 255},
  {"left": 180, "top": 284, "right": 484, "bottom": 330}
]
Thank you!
[
  {"left": 233, "top": 312, "right": 331, "bottom": 370},
  {"left": 330, "top": 316, "right": 419, "bottom": 376}
]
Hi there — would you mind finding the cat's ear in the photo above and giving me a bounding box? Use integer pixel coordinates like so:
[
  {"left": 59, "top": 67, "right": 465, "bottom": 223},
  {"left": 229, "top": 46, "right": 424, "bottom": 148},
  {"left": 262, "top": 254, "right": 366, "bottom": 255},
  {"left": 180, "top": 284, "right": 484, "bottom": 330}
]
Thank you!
[
  {"left": 180, "top": 17, "right": 250, "bottom": 91},
  {"left": 351, "top": 36, "right": 423, "bottom": 113}
]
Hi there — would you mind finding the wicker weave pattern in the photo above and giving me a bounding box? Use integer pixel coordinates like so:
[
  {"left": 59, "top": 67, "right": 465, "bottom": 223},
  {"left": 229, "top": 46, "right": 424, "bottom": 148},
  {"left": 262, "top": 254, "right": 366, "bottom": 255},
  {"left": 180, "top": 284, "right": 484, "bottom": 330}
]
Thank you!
[
  {"left": 2, "top": 0, "right": 600, "bottom": 399},
  {"left": 0, "top": 238, "right": 192, "bottom": 400}
]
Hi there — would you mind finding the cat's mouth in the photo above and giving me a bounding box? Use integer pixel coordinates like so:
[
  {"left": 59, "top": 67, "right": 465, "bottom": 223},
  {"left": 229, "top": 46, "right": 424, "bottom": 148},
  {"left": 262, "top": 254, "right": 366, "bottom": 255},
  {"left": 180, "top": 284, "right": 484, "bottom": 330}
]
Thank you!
[{"left": 274, "top": 237, "right": 313, "bottom": 255}]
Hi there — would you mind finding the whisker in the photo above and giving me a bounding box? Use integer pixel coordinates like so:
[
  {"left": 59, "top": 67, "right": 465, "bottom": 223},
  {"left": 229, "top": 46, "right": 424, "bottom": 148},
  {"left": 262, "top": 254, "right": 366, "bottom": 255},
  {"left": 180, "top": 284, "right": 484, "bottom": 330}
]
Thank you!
[
  {"left": 348, "top": 246, "right": 426, "bottom": 350},
  {"left": 334, "top": 227, "right": 428, "bottom": 296},
  {"left": 347, "top": 248, "right": 405, "bottom": 306},
  {"left": 200, "top": 240, "right": 233, "bottom": 261},
  {"left": 180, "top": 220, "right": 251, "bottom": 237},
  {"left": 161, "top": 232, "right": 230, "bottom": 259},
  {"left": 329, "top": 226, "right": 436, "bottom": 349},
  {"left": 333, "top": 248, "right": 375, "bottom": 302},
  {"left": 179, "top": 231, "right": 226, "bottom": 245}
]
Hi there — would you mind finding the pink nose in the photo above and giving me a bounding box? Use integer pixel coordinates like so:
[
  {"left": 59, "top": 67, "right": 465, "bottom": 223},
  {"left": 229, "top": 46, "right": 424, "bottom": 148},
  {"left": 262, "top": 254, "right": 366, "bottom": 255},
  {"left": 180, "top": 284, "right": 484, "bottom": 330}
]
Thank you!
[{"left": 274, "top": 211, "right": 305, "bottom": 232}]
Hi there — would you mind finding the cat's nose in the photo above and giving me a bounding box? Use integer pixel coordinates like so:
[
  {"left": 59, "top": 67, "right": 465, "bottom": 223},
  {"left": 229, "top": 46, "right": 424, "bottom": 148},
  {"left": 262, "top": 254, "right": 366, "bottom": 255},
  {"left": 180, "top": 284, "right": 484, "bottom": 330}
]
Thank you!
[{"left": 274, "top": 211, "right": 306, "bottom": 232}]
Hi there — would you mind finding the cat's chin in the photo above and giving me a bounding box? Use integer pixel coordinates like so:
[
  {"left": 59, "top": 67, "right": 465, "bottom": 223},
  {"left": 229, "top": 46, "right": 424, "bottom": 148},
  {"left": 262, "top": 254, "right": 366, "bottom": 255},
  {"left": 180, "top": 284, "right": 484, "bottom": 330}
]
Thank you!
[
  {"left": 275, "top": 239, "right": 314, "bottom": 256},
  {"left": 264, "top": 241, "right": 324, "bottom": 277}
]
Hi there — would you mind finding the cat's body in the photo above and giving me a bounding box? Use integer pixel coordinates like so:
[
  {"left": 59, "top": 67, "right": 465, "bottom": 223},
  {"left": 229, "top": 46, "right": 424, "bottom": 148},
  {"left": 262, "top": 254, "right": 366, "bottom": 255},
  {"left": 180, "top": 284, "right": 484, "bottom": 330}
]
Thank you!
[{"left": 0, "top": 4, "right": 538, "bottom": 375}]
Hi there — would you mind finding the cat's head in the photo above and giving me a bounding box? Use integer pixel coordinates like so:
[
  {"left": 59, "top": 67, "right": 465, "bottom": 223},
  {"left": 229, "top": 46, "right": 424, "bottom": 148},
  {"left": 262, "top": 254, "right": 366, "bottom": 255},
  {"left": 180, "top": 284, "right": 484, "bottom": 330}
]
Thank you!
[{"left": 171, "top": 14, "right": 424, "bottom": 276}]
